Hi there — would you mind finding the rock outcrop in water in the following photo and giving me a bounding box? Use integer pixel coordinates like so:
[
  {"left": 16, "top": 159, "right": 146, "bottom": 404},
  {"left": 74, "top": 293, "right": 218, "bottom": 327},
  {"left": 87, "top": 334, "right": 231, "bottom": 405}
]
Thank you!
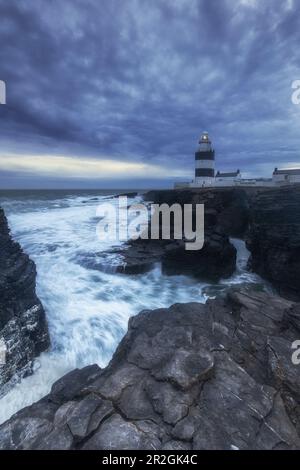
[
  {"left": 161, "top": 227, "right": 236, "bottom": 281},
  {"left": 247, "top": 186, "right": 300, "bottom": 301},
  {"left": 114, "top": 228, "right": 236, "bottom": 281},
  {"left": 1, "top": 288, "right": 300, "bottom": 450},
  {"left": 117, "top": 186, "right": 300, "bottom": 299},
  {"left": 110, "top": 188, "right": 252, "bottom": 280},
  {"left": 0, "top": 207, "right": 50, "bottom": 390}
]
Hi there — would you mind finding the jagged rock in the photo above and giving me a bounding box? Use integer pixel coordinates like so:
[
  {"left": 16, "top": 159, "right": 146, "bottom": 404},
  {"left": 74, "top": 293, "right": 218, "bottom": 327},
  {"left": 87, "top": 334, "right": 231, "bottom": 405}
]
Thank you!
[
  {"left": 1, "top": 288, "right": 300, "bottom": 450},
  {"left": 112, "top": 228, "right": 236, "bottom": 281},
  {"left": 101, "top": 229, "right": 237, "bottom": 281},
  {"left": 50, "top": 364, "right": 101, "bottom": 404},
  {"left": 0, "top": 417, "right": 54, "bottom": 450},
  {"left": 82, "top": 414, "right": 161, "bottom": 450},
  {"left": 161, "top": 229, "right": 236, "bottom": 281},
  {"left": 0, "top": 207, "right": 50, "bottom": 389},
  {"left": 144, "top": 187, "right": 252, "bottom": 237},
  {"left": 115, "top": 189, "right": 243, "bottom": 277},
  {"left": 114, "top": 240, "right": 166, "bottom": 275},
  {"left": 142, "top": 186, "right": 300, "bottom": 300},
  {"left": 89, "top": 188, "right": 249, "bottom": 279},
  {"left": 57, "top": 394, "right": 113, "bottom": 441},
  {"left": 246, "top": 186, "right": 300, "bottom": 301},
  {"left": 267, "top": 336, "right": 300, "bottom": 397}
]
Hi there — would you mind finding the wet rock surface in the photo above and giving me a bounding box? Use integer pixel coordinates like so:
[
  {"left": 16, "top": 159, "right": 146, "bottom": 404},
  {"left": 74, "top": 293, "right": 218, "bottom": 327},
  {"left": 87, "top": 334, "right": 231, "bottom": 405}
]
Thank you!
[
  {"left": 1, "top": 288, "right": 300, "bottom": 450},
  {"left": 0, "top": 207, "right": 50, "bottom": 389}
]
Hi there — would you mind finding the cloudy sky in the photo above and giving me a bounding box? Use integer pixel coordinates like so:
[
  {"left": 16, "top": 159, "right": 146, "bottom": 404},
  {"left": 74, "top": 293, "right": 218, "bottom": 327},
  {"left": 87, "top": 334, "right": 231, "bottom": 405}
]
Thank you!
[{"left": 0, "top": 0, "right": 299, "bottom": 188}]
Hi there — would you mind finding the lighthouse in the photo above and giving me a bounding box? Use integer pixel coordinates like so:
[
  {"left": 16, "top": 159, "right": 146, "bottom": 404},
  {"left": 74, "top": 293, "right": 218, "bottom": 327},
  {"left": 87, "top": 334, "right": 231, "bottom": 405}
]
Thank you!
[{"left": 194, "top": 131, "right": 215, "bottom": 186}]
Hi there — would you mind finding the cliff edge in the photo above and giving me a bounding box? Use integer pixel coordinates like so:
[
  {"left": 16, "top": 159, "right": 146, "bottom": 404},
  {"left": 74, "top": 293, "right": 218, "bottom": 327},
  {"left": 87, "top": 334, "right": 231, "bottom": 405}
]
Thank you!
[
  {"left": 0, "top": 207, "right": 50, "bottom": 390},
  {"left": 247, "top": 186, "right": 300, "bottom": 301}
]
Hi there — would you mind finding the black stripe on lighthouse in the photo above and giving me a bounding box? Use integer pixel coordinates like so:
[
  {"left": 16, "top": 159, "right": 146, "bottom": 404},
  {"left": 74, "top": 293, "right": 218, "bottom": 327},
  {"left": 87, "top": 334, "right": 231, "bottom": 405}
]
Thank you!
[
  {"left": 194, "top": 131, "right": 215, "bottom": 185},
  {"left": 195, "top": 168, "right": 215, "bottom": 177},
  {"left": 195, "top": 151, "right": 215, "bottom": 161}
]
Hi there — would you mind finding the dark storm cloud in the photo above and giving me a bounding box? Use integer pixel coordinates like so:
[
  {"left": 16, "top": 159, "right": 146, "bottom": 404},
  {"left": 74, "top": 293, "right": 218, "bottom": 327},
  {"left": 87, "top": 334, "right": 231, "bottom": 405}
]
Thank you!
[{"left": 0, "top": 0, "right": 299, "bottom": 187}]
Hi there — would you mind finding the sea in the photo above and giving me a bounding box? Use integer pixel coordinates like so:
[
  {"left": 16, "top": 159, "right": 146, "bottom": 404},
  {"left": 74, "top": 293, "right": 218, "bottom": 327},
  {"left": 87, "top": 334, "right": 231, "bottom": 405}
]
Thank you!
[{"left": 0, "top": 189, "right": 264, "bottom": 424}]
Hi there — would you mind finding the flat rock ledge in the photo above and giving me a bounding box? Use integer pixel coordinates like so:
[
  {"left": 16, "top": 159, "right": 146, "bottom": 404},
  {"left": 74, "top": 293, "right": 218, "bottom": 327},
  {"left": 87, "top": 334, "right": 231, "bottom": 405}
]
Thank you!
[{"left": 1, "top": 288, "right": 300, "bottom": 450}]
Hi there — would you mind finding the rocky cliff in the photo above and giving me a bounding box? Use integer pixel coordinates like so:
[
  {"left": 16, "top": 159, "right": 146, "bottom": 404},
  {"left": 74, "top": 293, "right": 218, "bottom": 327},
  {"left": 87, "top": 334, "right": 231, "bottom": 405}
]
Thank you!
[
  {"left": 1, "top": 288, "right": 300, "bottom": 450},
  {"left": 108, "top": 188, "right": 253, "bottom": 280},
  {"left": 135, "top": 186, "right": 300, "bottom": 300},
  {"left": 247, "top": 186, "right": 300, "bottom": 301},
  {"left": 0, "top": 207, "right": 50, "bottom": 390},
  {"left": 144, "top": 187, "right": 252, "bottom": 238},
  {"left": 113, "top": 228, "right": 236, "bottom": 281}
]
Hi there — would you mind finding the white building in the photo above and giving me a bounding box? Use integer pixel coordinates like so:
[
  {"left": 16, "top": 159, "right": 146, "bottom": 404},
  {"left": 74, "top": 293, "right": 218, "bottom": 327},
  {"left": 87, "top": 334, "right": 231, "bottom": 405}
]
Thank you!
[
  {"left": 174, "top": 132, "right": 300, "bottom": 189},
  {"left": 215, "top": 170, "right": 241, "bottom": 186},
  {"left": 272, "top": 168, "right": 300, "bottom": 185}
]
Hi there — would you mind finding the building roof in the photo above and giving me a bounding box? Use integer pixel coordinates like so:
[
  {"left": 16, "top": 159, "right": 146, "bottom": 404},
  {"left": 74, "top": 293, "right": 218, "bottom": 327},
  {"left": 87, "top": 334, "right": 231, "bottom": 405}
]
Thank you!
[
  {"left": 273, "top": 168, "right": 300, "bottom": 175},
  {"left": 216, "top": 170, "right": 240, "bottom": 178}
]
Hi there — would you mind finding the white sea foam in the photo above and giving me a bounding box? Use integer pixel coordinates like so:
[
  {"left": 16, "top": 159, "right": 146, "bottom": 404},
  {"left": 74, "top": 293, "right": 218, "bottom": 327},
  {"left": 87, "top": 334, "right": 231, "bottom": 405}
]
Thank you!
[
  {"left": 225, "top": 238, "right": 261, "bottom": 285},
  {"left": 0, "top": 194, "right": 209, "bottom": 423},
  {"left": 0, "top": 195, "right": 265, "bottom": 424}
]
